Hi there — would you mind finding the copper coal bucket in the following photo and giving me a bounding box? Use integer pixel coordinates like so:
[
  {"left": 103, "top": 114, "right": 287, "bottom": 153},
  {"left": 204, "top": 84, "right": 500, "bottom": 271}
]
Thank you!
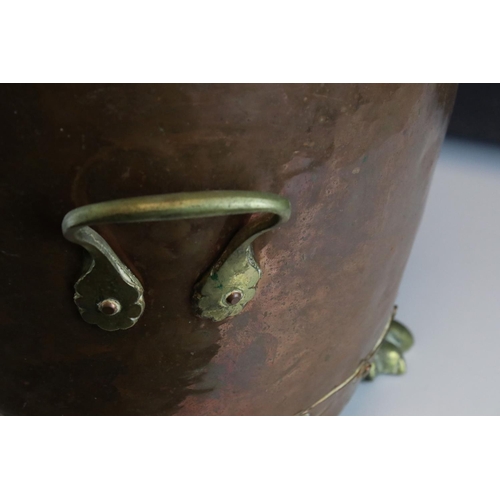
[{"left": 0, "top": 84, "right": 456, "bottom": 415}]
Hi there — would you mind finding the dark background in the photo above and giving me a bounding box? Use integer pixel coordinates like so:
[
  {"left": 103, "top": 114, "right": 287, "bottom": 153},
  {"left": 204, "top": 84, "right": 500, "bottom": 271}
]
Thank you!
[{"left": 447, "top": 84, "right": 500, "bottom": 145}]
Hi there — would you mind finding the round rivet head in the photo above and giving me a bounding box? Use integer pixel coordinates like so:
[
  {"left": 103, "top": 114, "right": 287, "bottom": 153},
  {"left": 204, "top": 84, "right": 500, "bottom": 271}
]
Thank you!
[
  {"left": 225, "top": 291, "right": 242, "bottom": 305},
  {"left": 97, "top": 298, "right": 121, "bottom": 316}
]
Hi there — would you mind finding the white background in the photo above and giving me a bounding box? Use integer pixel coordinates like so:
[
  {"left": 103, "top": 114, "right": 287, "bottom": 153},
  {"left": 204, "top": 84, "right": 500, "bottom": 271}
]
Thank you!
[
  {"left": 342, "top": 139, "right": 500, "bottom": 415},
  {"left": 1, "top": 0, "right": 499, "bottom": 496}
]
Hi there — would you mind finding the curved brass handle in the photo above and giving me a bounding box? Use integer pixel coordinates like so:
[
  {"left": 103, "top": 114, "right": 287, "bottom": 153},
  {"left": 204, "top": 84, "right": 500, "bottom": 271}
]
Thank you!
[{"left": 62, "top": 191, "right": 291, "bottom": 331}]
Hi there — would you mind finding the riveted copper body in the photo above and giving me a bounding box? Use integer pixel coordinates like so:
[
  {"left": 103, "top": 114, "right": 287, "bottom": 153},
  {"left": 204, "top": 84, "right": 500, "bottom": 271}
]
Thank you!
[{"left": 0, "top": 84, "right": 456, "bottom": 415}]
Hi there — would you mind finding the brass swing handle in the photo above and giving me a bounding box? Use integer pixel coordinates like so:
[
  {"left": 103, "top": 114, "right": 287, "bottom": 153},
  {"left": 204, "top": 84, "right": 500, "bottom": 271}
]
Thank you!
[{"left": 62, "top": 191, "right": 291, "bottom": 331}]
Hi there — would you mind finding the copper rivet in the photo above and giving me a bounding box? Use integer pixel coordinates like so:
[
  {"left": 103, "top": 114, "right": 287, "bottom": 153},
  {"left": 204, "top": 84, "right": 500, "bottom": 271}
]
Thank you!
[
  {"left": 226, "top": 291, "right": 242, "bottom": 305},
  {"left": 98, "top": 298, "right": 121, "bottom": 316}
]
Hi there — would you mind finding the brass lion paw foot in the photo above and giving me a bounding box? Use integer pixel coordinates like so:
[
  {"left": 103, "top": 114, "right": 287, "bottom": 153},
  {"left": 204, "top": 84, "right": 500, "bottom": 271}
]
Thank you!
[{"left": 363, "top": 320, "right": 414, "bottom": 381}]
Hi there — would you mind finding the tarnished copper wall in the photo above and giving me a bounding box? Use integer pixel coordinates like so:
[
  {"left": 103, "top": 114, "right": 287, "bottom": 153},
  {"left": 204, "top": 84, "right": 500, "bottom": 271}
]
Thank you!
[{"left": 0, "top": 84, "right": 456, "bottom": 415}]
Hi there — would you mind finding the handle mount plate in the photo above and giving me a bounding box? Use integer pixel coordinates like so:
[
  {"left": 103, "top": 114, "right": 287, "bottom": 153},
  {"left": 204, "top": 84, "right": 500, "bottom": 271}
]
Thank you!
[{"left": 62, "top": 191, "right": 291, "bottom": 331}]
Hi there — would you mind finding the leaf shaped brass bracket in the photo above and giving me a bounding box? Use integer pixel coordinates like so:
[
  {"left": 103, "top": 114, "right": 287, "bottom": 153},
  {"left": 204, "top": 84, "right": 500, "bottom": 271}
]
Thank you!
[{"left": 62, "top": 191, "right": 291, "bottom": 331}]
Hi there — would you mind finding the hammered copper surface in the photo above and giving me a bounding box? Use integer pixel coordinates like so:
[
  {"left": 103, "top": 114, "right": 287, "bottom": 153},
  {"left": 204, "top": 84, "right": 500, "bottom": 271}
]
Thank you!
[{"left": 0, "top": 84, "right": 456, "bottom": 415}]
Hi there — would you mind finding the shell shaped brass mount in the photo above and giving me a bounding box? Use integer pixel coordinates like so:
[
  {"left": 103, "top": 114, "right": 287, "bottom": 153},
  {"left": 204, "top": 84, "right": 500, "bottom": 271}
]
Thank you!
[{"left": 62, "top": 191, "right": 291, "bottom": 331}]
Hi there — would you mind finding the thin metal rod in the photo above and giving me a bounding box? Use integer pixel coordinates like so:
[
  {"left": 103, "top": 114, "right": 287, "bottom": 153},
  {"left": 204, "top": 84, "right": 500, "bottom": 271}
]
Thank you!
[
  {"left": 62, "top": 190, "right": 291, "bottom": 242},
  {"left": 295, "top": 315, "right": 394, "bottom": 415}
]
